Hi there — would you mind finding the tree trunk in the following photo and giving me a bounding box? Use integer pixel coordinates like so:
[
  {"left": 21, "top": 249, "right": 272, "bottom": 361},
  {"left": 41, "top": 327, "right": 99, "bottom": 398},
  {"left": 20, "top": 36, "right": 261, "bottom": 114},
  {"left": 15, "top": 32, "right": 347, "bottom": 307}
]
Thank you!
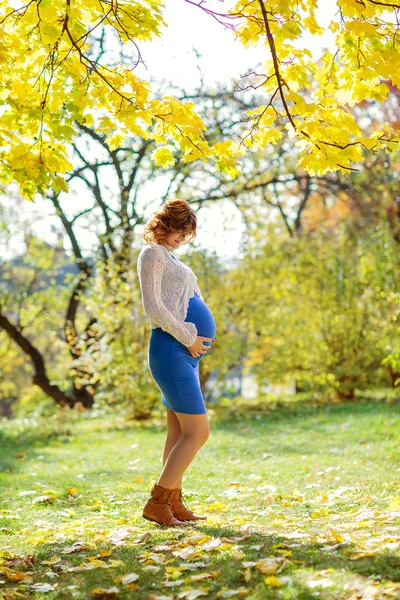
[{"left": 0, "top": 311, "right": 91, "bottom": 408}]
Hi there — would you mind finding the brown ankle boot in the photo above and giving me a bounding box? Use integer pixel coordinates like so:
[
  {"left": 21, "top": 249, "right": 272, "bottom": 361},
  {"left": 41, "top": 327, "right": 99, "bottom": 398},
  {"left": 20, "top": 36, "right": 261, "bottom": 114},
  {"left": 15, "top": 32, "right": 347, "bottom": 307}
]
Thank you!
[
  {"left": 169, "top": 488, "right": 207, "bottom": 521},
  {"left": 142, "top": 483, "right": 190, "bottom": 527}
]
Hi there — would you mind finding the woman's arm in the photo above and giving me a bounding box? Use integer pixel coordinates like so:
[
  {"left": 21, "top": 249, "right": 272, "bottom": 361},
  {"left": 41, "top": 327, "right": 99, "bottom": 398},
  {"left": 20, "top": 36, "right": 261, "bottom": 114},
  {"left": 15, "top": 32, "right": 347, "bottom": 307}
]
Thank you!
[{"left": 137, "top": 249, "right": 198, "bottom": 347}]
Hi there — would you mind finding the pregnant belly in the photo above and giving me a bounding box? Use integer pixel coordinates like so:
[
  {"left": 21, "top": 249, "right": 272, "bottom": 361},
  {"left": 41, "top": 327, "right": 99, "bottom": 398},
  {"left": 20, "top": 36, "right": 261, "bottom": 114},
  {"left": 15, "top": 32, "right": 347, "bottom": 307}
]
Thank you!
[{"left": 184, "top": 292, "right": 216, "bottom": 344}]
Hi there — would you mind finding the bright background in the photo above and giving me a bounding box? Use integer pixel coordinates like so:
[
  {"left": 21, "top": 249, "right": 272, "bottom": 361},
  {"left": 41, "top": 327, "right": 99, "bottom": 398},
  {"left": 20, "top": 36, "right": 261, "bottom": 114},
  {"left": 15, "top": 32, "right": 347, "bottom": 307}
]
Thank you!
[{"left": 4, "top": 0, "right": 338, "bottom": 260}]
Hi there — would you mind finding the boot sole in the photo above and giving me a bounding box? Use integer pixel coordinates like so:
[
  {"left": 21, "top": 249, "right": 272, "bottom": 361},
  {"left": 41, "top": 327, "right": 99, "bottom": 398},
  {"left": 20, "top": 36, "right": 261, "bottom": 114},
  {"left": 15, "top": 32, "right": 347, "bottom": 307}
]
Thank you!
[{"left": 142, "top": 513, "right": 189, "bottom": 527}]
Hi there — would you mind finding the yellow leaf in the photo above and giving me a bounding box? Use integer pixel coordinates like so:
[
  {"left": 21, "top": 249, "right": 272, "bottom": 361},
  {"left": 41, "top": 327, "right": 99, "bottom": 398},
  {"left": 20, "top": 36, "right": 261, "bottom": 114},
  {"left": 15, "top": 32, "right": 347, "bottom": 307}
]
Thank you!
[
  {"left": 107, "top": 132, "right": 126, "bottom": 151},
  {"left": 206, "top": 502, "right": 228, "bottom": 512},
  {"left": 349, "top": 551, "right": 375, "bottom": 560},
  {"left": 41, "top": 556, "right": 61, "bottom": 565},
  {"left": 54, "top": 176, "right": 69, "bottom": 193},
  {"left": 264, "top": 575, "right": 284, "bottom": 587},
  {"left": 151, "top": 146, "right": 175, "bottom": 168},
  {"left": 244, "top": 568, "right": 252, "bottom": 582},
  {"left": 304, "top": 15, "right": 324, "bottom": 35},
  {"left": 388, "top": 496, "right": 400, "bottom": 510},
  {"left": 256, "top": 558, "right": 280, "bottom": 574},
  {"left": 206, "top": 514, "right": 222, "bottom": 525},
  {"left": 329, "top": 528, "right": 344, "bottom": 543},
  {"left": 88, "top": 558, "right": 109, "bottom": 567},
  {"left": 0, "top": 566, "right": 33, "bottom": 582},
  {"left": 91, "top": 587, "right": 120, "bottom": 597}
]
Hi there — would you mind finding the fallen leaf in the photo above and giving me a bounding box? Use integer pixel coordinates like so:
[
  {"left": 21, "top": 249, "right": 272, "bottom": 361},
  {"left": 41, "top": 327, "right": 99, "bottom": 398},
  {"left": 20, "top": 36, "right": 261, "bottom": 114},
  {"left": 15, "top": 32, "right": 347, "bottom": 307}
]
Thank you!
[
  {"left": 387, "top": 496, "right": 400, "bottom": 510},
  {"left": 41, "top": 556, "right": 62, "bottom": 566},
  {"left": 189, "top": 571, "right": 221, "bottom": 581},
  {"left": 179, "top": 562, "right": 207, "bottom": 571},
  {"left": 177, "top": 590, "right": 209, "bottom": 599},
  {"left": 135, "top": 532, "right": 152, "bottom": 544},
  {"left": 216, "top": 587, "right": 249, "bottom": 597},
  {"left": 139, "top": 553, "right": 166, "bottom": 564},
  {"left": 256, "top": 558, "right": 280, "bottom": 575},
  {"left": 206, "top": 514, "right": 222, "bottom": 525},
  {"left": 173, "top": 547, "right": 202, "bottom": 561},
  {"left": 349, "top": 551, "right": 375, "bottom": 560},
  {"left": 307, "top": 578, "right": 333, "bottom": 589},
  {"left": 244, "top": 567, "right": 252, "bottom": 582},
  {"left": 44, "top": 570, "right": 58, "bottom": 579},
  {"left": 329, "top": 528, "right": 345, "bottom": 542},
  {"left": 121, "top": 573, "right": 139, "bottom": 585},
  {"left": 32, "top": 494, "right": 56, "bottom": 504},
  {"left": 163, "top": 579, "right": 184, "bottom": 587},
  {"left": 5, "top": 553, "right": 35, "bottom": 569},
  {"left": 27, "top": 582, "right": 56, "bottom": 592},
  {"left": 264, "top": 576, "right": 284, "bottom": 587},
  {"left": 206, "top": 502, "right": 228, "bottom": 512},
  {"left": 88, "top": 559, "right": 109, "bottom": 568},
  {"left": 61, "top": 542, "right": 91, "bottom": 554},
  {"left": 165, "top": 567, "right": 183, "bottom": 580},
  {"left": 92, "top": 587, "right": 120, "bottom": 597},
  {"left": 0, "top": 566, "right": 33, "bottom": 582}
]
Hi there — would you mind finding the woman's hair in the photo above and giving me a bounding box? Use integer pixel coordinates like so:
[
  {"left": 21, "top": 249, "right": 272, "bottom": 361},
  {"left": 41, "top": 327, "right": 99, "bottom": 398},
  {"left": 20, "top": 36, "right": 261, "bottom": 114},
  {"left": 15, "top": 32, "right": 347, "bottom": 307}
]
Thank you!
[{"left": 142, "top": 199, "right": 197, "bottom": 244}]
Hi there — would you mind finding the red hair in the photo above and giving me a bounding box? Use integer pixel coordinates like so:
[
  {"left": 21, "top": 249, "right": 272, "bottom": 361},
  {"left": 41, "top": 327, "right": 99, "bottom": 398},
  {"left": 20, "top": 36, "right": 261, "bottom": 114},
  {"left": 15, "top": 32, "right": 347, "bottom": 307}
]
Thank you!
[{"left": 142, "top": 199, "right": 197, "bottom": 244}]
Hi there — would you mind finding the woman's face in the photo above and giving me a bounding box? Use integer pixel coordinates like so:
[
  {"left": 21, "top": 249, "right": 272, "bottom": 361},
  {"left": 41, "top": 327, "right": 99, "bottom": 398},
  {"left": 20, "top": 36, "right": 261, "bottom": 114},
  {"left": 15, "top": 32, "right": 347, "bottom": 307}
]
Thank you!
[{"left": 163, "top": 230, "right": 192, "bottom": 250}]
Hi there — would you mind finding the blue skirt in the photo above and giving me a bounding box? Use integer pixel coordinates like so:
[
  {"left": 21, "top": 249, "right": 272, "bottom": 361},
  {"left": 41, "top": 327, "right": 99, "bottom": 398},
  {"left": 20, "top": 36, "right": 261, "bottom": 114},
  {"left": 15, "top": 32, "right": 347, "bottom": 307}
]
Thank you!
[{"left": 148, "top": 292, "right": 216, "bottom": 414}]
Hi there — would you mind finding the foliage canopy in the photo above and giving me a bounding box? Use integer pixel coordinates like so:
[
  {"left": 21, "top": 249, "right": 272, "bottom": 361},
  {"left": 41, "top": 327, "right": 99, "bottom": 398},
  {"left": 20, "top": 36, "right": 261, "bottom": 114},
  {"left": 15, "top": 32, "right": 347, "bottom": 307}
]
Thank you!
[{"left": 1, "top": 0, "right": 400, "bottom": 198}]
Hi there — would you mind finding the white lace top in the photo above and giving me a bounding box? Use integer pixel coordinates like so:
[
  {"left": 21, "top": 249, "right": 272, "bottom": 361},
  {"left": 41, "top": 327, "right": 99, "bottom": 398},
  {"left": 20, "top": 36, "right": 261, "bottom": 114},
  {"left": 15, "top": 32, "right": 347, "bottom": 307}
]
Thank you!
[{"left": 137, "top": 241, "right": 204, "bottom": 347}]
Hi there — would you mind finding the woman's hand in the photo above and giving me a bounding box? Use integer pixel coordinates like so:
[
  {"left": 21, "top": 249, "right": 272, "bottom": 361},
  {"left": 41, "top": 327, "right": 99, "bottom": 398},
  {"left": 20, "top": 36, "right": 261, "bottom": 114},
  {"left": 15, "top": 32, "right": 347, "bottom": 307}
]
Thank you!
[{"left": 186, "top": 336, "right": 214, "bottom": 358}]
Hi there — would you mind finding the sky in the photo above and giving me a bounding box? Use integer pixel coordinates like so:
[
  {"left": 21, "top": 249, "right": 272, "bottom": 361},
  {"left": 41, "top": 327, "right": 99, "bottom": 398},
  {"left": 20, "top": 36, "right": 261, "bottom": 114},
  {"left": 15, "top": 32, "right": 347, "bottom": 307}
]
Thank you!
[{"left": 2, "top": 0, "right": 338, "bottom": 261}]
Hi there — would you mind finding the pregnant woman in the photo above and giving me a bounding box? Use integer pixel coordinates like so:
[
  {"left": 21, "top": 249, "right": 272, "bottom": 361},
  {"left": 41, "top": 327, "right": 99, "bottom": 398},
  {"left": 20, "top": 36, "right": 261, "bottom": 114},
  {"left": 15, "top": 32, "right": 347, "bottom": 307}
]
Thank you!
[{"left": 137, "top": 198, "right": 216, "bottom": 527}]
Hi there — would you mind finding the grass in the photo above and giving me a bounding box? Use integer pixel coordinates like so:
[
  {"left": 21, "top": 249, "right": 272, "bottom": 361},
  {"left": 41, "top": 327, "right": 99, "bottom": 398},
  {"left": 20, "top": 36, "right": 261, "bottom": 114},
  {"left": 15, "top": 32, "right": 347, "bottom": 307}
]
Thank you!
[{"left": 0, "top": 397, "right": 399, "bottom": 599}]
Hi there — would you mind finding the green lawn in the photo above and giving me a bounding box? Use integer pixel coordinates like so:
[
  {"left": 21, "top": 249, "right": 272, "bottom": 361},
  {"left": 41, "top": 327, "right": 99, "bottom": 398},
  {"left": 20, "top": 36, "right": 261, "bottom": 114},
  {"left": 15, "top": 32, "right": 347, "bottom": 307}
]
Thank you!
[{"left": 1, "top": 397, "right": 399, "bottom": 599}]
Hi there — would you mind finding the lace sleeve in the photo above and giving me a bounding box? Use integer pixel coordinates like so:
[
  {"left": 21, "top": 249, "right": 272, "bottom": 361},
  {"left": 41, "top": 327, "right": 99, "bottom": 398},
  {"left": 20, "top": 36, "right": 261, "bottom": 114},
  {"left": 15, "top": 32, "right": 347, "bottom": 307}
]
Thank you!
[{"left": 137, "top": 249, "right": 198, "bottom": 347}]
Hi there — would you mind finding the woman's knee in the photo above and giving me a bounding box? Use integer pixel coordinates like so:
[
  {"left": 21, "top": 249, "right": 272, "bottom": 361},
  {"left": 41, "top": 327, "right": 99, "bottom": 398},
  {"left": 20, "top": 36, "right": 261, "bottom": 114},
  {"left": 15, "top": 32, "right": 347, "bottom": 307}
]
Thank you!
[
  {"left": 192, "top": 424, "right": 210, "bottom": 447},
  {"left": 176, "top": 413, "right": 211, "bottom": 446},
  {"left": 182, "top": 430, "right": 209, "bottom": 449}
]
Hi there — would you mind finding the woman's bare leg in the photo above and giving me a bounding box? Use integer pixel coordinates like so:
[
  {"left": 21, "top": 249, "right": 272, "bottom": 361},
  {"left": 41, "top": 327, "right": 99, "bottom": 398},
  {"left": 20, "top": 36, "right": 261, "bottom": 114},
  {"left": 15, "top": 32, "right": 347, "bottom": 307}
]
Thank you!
[
  {"left": 163, "top": 408, "right": 183, "bottom": 488},
  {"left": 157, "top": 410, "right": 210, "bottom": 489}
]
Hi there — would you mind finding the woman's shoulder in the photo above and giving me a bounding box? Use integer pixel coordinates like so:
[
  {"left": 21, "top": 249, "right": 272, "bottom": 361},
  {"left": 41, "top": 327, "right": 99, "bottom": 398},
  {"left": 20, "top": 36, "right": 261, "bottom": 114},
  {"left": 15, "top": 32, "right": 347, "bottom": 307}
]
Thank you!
[{"left": 138, "top": 241, "right": 167, "bottom": 261}]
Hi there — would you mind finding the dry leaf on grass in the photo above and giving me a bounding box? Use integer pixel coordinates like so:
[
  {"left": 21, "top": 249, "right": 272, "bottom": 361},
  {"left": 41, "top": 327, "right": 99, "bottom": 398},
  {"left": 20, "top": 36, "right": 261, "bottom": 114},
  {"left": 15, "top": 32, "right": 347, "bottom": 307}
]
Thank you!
[
  {"left": 61, "top": 541, "right": 91, "bottom": 554},
  {"left": 41, "top": 556, "right": 62, "bottom": 566},
  {"left": 0, "top": 566, "right": 33, "bottom": 582},
  {"left": 92, "top": 586, "right": 120, "bottom": 597},
  {"left": 163, "top": 579, "right": 184, "bottom": 587},
  {"left": 255, "top": 558, "right": 281, "bottom": 575},
  {"left": 4, "top": 553, "right": 35, "bottom": 570},
  {"left": 177, "top": 590, "right": 210, "bottom": 599},
  {"left": 264, "top": 576, "right": 284, "bottom": 587},
  {"left": 120, "top": 572, "right": 139, "bottom": 585},
  {"left": 27, "top": 582, "right": 57, "bottom": 592}
]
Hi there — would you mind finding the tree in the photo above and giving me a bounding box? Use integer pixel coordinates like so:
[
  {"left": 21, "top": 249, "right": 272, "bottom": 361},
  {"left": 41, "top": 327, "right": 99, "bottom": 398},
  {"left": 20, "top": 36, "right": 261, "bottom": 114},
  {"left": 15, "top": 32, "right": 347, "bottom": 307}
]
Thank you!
[
  {"left": 186, "top": 0, "right": 400, "bottom": 173},
  {"left": 1, "top": 0, "right": 400, "bottom": 200},
  {"left": 229, "top": 221, "right": 399, "bottom": 400},
  {"left": 0, "top": 211, "right": 85, "bottom": 408},
  {"left": 0, "top": 1, "right": 240, "bottom": 198}
]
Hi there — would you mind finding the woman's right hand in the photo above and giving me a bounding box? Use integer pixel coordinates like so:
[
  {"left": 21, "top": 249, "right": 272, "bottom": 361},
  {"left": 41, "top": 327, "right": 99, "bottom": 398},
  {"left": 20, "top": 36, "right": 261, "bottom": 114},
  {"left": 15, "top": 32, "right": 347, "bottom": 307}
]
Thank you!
[{"left": 186, "top": 336, "right": 214, "bottom": 358}]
